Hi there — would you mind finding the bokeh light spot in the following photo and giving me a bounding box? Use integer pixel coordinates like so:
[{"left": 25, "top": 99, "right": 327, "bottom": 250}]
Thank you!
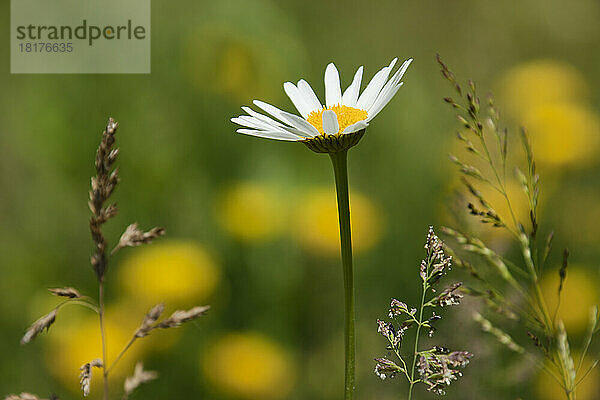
[
  {"left": 292, "top": 187, "right": 383, "bottom": 257},
  {"left": 203, "top": 332, "right": 295, "bottom": 399},
  {"left": 119, "top": 241, "right": 220, "bottom": 307}
]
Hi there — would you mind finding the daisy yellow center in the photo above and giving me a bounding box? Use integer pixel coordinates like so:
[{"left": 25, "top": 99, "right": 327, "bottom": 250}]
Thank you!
[{"left": 306, "top": 105, "right": 368, "bottom": 135}]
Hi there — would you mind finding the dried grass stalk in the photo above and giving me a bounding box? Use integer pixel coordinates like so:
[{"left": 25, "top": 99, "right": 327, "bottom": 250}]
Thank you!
[
  {"left": 4, "top": 394, "right": 47, "bottom": 400},
  {"left": 158, "top": 306, "right": 210, "bottom": 328},
  {"left": 21, "top": 310, "right": 57, "bottom": 344},
  {"left": 48, "top": 287, "right": 81, "bottom": 299},
  {"left": 7, "top": 118, "right": 211, "bottom": 400},
  {"left": 135, "top": 304, "right": 165, "bottom": 338},
  {"left": 112, "top": 223, "right": 165, "bottom": 254},
  {"left": 123, "top": 362, "right": 158, "bottom": 399},
  {"left": 79, "top": 359, "right": 103, "bottom": 397},
  {"left": 89, "top": 118, "right": 119, "bottom": 279}
]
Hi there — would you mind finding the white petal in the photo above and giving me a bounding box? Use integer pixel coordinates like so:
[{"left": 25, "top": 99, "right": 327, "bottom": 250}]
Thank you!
[
  {"left": 381, "top": 59, "right": 410, "bottom": 96},
  {"left": 233, "top": 116, "right": 289, "bottom": 134},
  {"left": 280, "top": 113, "right": 321, "bottom": 138},
  {"left": 368, "top": 58, "right": 411, "bottom": 111},
  {"left": 324, "top": 63, "right": 342, "bottom": 107},
  {"left": 322, "top": 110, "right": 339, "bottom": 135},
  {"left": 253, "top": 100, "right": 320, "bottom": 137},
  {"left": 342, "top": 120, "right": 369, "bottom": 135},
  {"left": 367, "top": 83, "right": 403, "bottom": 122},
  {"left": 297, "top": 79, "right": 322, "bottom": 113},
  {"left": 284, "top": 82, "right": 311, "bottom": 118},
  {"left": 238, "top": 107, "right": 307, "bottom": 137},
  {"left": 231, "top": 116, "right": 264, "bottom": 130},
  {"left": 387, "top": 57, "right": 398, "bottom": 71},
  {"left": 241, "top": 106, "right": 286, "bottom": 129},
  {"left": 355, "top": 58, "right": 397, "bottom": 111},
  {"left": 342, "top": 66, "right": 363, "bottom": 107},
  {"left": 367, "top": 58, "right": 412, "bottom": 121},
  {"left": 397, "top": 58, "right": 412, "bottom": 81},
  {"left": 237, "top": 128, "right": 302, "bottom": 141}
]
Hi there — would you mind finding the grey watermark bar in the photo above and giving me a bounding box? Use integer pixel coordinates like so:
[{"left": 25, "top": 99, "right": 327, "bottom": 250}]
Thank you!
[{"left": 11, "top": 0, "right": 151, "bottom": 74}]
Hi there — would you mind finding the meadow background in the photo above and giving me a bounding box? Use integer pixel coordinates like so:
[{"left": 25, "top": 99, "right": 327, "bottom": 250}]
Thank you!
[{"left": 1, "top": 0, "right": 600, "bottom": 399}]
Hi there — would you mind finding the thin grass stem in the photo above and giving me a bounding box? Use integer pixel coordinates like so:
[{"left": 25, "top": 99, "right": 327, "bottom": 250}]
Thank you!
[
  {"left": 107, "top": 335, "right": 137, "bottom": 375},
  {"left": 408, "top": 257, "right": 431, "bottom": 400},
  {"left": 99, "top": 279, "right": 109, "bottom": 400}
]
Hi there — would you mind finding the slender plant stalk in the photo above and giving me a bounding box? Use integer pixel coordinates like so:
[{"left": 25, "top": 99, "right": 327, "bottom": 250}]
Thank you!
[
  {"left": 107, "top": 335, "right": 137, "bottom": 374},
  {"left": 54, "top": 298, "right": 99, "bottom": 314},
  {"left": 408, "top": 279, "right": 428, "bottom": 400},
  {"left": 99, "top": 278, "right": 109, "bottom": 400},
  {"left": 329, "top": 150, "right": 356, "bottom": 400}
]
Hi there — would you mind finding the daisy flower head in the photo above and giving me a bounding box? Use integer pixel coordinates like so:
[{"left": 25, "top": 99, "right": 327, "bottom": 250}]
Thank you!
[{"left": 232, "top": 57, "right": 412, "bottom": 153}]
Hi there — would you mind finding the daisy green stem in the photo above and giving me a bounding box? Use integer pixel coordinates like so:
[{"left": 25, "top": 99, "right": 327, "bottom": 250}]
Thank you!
[{"left": 329, "top": 149, "right": 356, "bottom": 400}]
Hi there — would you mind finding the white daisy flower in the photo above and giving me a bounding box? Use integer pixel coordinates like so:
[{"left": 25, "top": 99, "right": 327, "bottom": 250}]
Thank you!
[{"left": 231, "top": 57, "right": 413, "bottom": 143}]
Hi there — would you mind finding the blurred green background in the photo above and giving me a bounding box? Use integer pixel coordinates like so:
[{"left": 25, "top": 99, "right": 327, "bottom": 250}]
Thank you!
[{"left": 1, "top": 0, "right": 600, "bottom": 399}]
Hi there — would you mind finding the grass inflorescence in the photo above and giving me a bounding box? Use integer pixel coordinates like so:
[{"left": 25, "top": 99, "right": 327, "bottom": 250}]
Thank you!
[
  {"left": 374, "top": 227, "right": 473, "bottom": 398},
  {"left": 437, "top": 55, "right": 600, "bottom": 400},
  {"left": 6, "top": 118, "right": 210, "bottom": 400}
]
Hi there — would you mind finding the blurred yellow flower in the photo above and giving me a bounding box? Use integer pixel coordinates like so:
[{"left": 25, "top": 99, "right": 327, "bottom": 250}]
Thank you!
[
  {"left": 536, "top": 354, "right": 600, "bottom": 400},
  {"left": 184, "top": 35, "right": 261, "bottom": 102},
  {"left": 216, "top": 41, "right": 258, "bottom": 101},
  {"left": 182, "top": 0, "right": 308, "bottom": 102},
  {"left": 119, "top": 241, "right": 220, "bottom": 308},
  {"left": 496, "top": 60, "right": 599, "bottom": 168},
  {"left": 541, "top": 266, "right": 599, "bottom": 333},
  {"left": 216, "top": 182, "right": 286, "bottom": 242},
  {"left": 292, "top": 188, "right": 382, "bottom": 257},
  {"left": 524, "top": 103, "right": 600, "bottom": 167},
  {"left": 497, "top": 60, "right": 588, "bottom": 119},
  {"left": 558, "top": 188, "right": 600, "bottom": 245},
  {"left": 203, "top": 332, "right": 295, "bottom": 399},
  {"left": 46, "top": 307, "right": 143, "bottom": 396}
]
